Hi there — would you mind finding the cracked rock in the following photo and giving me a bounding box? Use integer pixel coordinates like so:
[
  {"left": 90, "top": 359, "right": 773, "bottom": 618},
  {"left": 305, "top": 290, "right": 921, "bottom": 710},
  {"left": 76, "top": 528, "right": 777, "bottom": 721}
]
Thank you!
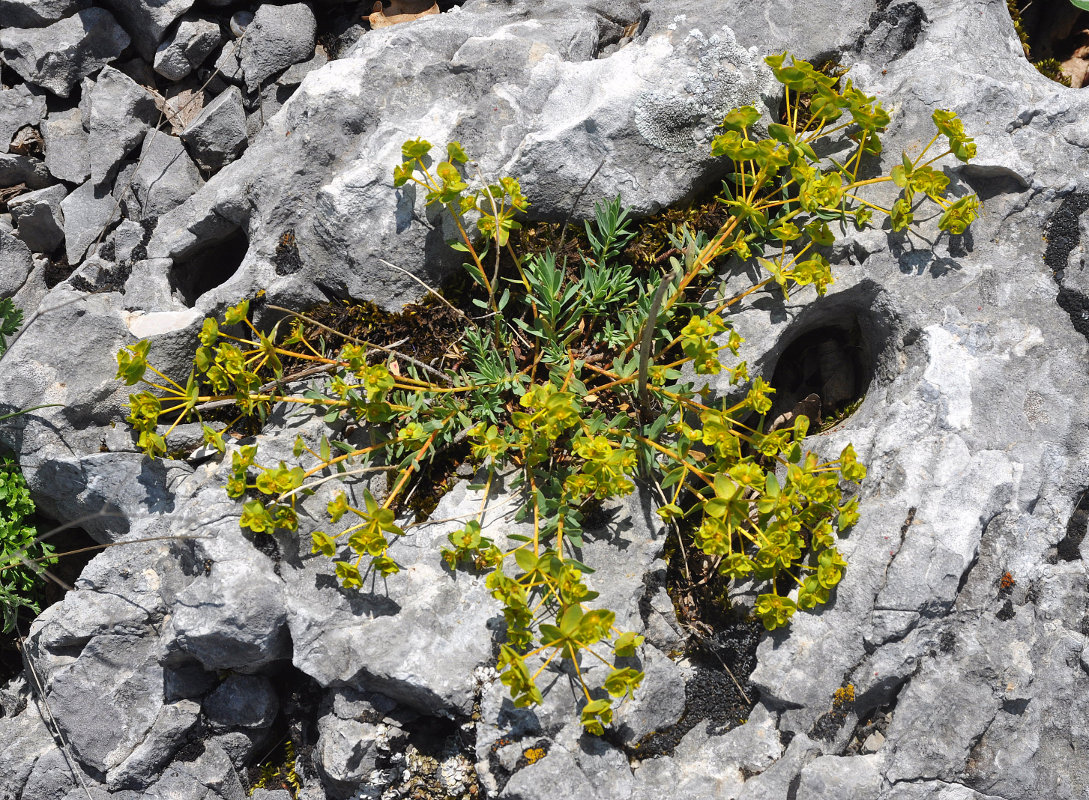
[
  {"left": 127, "top": 131, "right": 203, "bottom": 218},
  {"left": 8, "top": 182, "right": 66, "bottom": 253},
  {"left": 180, "top": 85, "right": 247, "bottom": 173},
  {"left": 82, "top": 66, "right": 159, "bottom": 187},
  {"left": 60, "top": 178, "right": 116, "bottom": 264},
  {"left": 0, "top": 229, "right": 34, "bottom": 298},
  {"left": 239, "top": 2, "right": 317, "bottom": 92},
  {"left": 203, "top": 674, "right": 279, "bottom": 731},
  {"left": 153, "top": 15, "right": 223, "bottom": 81},
  {"left": 0, "top": 151, "right": 53, "bottom": 189},
  {"left": 41, "top": 106, "right": 90, "bottom": 184},
  {"left": 99, "top": 0, "right": 196, "bottom": 61},
  {"left": 0, "top": 0, "right": 90, "bottom": 28},
  {"left": 0, "top": 83, "right": 46, "bottom": 153},
  {"left": 0, "top": 8, "right": 131, "bottom": 98}
]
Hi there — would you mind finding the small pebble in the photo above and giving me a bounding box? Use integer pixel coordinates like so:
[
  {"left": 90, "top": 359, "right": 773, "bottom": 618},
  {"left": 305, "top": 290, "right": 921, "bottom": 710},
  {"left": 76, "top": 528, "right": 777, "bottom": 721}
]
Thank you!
[{"left": 230, "top": 11, "right": 254, "bottom": 38}]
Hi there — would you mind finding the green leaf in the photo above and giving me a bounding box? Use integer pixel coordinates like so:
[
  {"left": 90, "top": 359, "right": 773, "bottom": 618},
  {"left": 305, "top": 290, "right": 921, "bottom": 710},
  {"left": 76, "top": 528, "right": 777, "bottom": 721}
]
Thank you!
[
  {"left": 767, "top": 123, "right": 796, "bottom": 144},
  {"left": 401, "top": 138, "right": 432, "bottom": 161},
  {"left": 223, "top": 299, "right": 249, "bottom": 326},
  {"left": 447, "top": 141, "right": 469, "bottom": 163},
  {"left": 514, "top": 547, "right": 537, "bottom": 573},
  {"left": 393, "top": 162, "right": 413, "bottom": 187},
  {"left": 311, "top": 530, "right": 337, "bottom": 557},
  {"left": 720, "top": 105, "right": 761, "bottom": 132}
]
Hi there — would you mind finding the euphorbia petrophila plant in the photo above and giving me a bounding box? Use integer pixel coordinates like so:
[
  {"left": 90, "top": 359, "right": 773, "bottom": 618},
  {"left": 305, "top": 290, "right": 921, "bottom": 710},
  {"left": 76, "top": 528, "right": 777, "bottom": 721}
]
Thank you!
[{"left": 116, "top": 54, "right": 979, "bottom": 734}]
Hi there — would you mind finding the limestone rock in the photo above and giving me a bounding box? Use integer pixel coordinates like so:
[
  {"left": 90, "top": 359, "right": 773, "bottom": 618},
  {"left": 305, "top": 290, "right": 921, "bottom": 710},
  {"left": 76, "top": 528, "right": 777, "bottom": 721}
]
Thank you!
[
  {"left": 0, "top": 83, "right": 46, "bottom": 153},
  {"left": 41, "top": 106, "right": 90, "bottom": 184},
  {"left": 180, "top": 85, "right": 248, "bottom": 173},
  {"left": 203, "top": 674, "right": 279, "bottom": 731},
  {"left": 0, "top": 9, "right": 130, "bottom": 98},
  {"left": 149, "top": 1, "right": 775, "bottom": 313},
  {"left": 6, "top": 2, "right": 1089, "bottom": 799},
  {"left": 0, "top": 229, "right": 34, "bottom": 298},
  {"left": 153, "top": 16, "right": 223, "bottom": 81},
  {"left": 0, "top": 152, "right": 52, "bottom": 189},
  {"left": 239, "top": 3, "right": 317, "bottom": 92},
  {"left": 8, "top": 182, "right": 66, "bottom": 254},
  {"left": 60, "top": 178, "right": 116, "bottom": 264},
  {"left": 82, "top": 66, "right": 158, "bottom": 187},
  {"left": 0, "top": 0, "right": 90, "bottom": 28},
  {"left": 313, "top": 688, "right": 411, "bottom": 800},
  {"left": 99, "top": 0, "right": 196, "bottom": 61},
  {"left": 128, "top": 131, "right": 204, "bottom": 218}
]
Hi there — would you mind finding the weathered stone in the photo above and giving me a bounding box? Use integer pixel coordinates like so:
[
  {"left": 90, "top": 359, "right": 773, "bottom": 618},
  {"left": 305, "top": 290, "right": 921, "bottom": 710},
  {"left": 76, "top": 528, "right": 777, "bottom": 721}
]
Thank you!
[
  {"left": 211, "top": 38, "right": 244, "bottom": 85},
  {"left": 129, "top": 131, "right": 204, "bottom": 218},
  {"left": 83, "top": 66, "right": 158, "bottom": 187},
  {"left": 202, "top": 674, "right": 279, "bottom": 731},
  {"left": 314, "top": 688, "right": 411, "bottom": 800},
  {"left": 162, "top": 519, "right": 291, "bottom": 672},
  {"left": 795, "top": 754, "right": 884, "bottom": 798},
  {"left": 34, "top": 631, "right": 199, "bottom": 788},
  {"left": 8, "top": 182, "right": 66, "bottom": 254},
  {"left": 283, "top": 468, "right": 513, "bottom": 716},
  {"left": 60, "top": 178, "right": 117, "bottom": 264},
  {"left": 149, "top": 1, "right": 775, "bottom": 313},
  {"left": 0, "top": 152, "right": 53, "bottom": 189},
  {"left": 239, "top": 3, "right": 316, "bottom": 92},
  {"left": 0, "top": 83, "right": 46, "bottom": 153},
  {"left": 0, "top": 9, "right": 130, "bottom": 98},
  {"left": 20, "top": 746, "right": 100, "bottom": 800},
  {"left": 98, "top": 0, "right": 196, "bottom": 61},
  {"left": 154, "top": 16, "right": 222, "bottom": 81},
  {"left": 0, "top": 229, "right": 34, "bottom": 298},
  {"left": 41, "top": 106, "right": 90, "bottom": 184},
  {"left": 164, "top": 741, "right": 246, "bottom": 800},
  {"left": 0, "top": 0, "right": 90, "bottom": 28},
  {"left": 180, "top": 86, "right": 247, "bottom": 173},
  {"left": 7, "top": 2, "right": 1089, "bottom": 798},
  {"left": 275, "top": 44, "right": 327, "bottom": 89}
]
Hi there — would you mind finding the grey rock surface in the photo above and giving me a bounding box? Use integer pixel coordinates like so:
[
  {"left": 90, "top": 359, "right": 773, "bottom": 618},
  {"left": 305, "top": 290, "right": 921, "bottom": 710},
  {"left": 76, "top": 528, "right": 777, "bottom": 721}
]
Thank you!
[
  {"left": 0, "top": 0, "right": 90, "bottom": 28},
  {"left": 0, "top": 83, "right": 46, "bottom": 153},
  {"left": 0, "top": 229, "right": 35, "bottom": 298},
  {"left": 83, "top": 66, "right": 158, "bottom": 187},
  {"left": 211, "top": 38, "right": 244, "bottom": 85},
  {"left": 60, "top": 178, "right": 117, "bottom": 263},
  {"left": 203, "top": 674, "right": 279, "bottom": 731},
  {"left": 41, "top": 106, "right": 90, "bottom": 184},
  {"left": 128, "top": 131, "right": 204, "bottom": 218},
  {"left": 99, "top": 0, "right": 196, "bottom": 60},
  {"left": 7, "top": 1, "right": 1089, "bottom": 799},
  {"left": 0, "top": 151, "right": 54, "bottom": 188},
  {"left": 239, "top": 2, "right": 317, "bottom": 92},
  {"left": 153, "top": 15, "right": 222, "bottom": 81},
  {"left": 149, "top": 0, "right": 775, "bottom": 313},
  {"left": 8, "top": 182, "right": 66, "bottom": 253},
  {"left": 314, "top": 688, "right": 411, "bottom": 799},
  {"left": 0, "top": 8, "right": 130, "bottom": 98},
  {"left": 180, "top": 85, "right": 248, "bottom": 173}
]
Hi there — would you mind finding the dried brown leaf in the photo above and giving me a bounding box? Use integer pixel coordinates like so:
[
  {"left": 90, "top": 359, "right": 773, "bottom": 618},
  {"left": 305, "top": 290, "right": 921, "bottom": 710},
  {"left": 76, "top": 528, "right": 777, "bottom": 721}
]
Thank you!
[{"left": 368, "top": 0, "right": 439, "bottom": 29}]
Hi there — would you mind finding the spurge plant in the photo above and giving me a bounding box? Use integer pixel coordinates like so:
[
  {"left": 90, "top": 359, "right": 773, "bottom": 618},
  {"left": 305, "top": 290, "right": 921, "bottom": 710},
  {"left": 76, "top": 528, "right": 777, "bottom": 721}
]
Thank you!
[{"left": 115, "top": 54, "right": 980, "bottom": 734}]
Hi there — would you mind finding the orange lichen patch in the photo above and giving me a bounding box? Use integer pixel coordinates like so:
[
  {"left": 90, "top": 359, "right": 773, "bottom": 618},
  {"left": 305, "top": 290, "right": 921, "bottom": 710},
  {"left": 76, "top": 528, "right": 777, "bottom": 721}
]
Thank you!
[
  {"left": 523, "top": 747, "right": 547, "bottom": 764},
  {"left": 1000, "top": 571, "right": 1016, "bottom": 591},
  {"left": 833, "top": 684, "right": 856, "bottom": 709}
]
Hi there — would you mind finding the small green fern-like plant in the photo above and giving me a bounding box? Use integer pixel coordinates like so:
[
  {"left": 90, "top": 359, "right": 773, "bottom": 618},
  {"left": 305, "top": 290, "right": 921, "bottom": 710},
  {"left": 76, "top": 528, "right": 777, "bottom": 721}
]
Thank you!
[
  {"left": 116, "top": 54, "right": 980, "bottom": 735},
  {"left": 0, "top": 456, "right": 55, "bottom": 634}
]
